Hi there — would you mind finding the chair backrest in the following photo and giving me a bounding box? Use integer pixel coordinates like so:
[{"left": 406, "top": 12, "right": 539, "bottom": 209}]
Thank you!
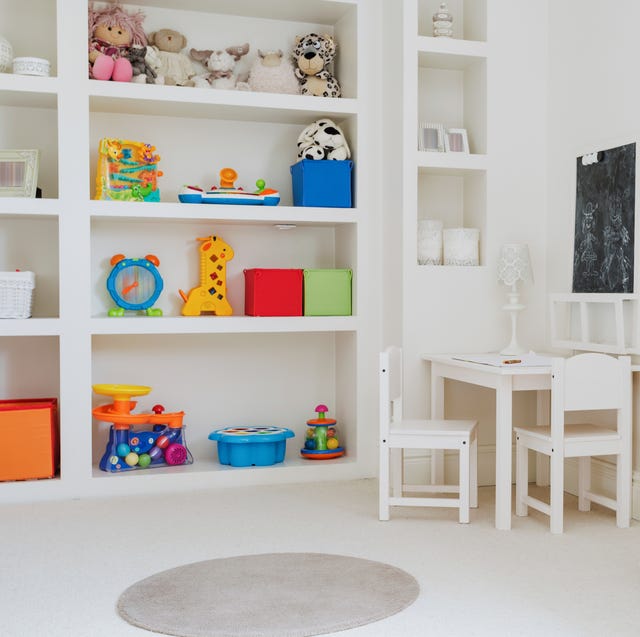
[
  {"left": 380, "top": 346, "right": 403, "bottom": 435},
  {"left": 551, "top": 352, "right": 631, "bottom": 442}
]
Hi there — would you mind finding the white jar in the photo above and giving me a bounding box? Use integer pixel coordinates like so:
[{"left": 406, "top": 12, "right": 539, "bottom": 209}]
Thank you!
[
  {"left": 417, "top": 219, "right": 443, "bottom": 265},
  {"left": 0, "top": 36, "right": 13, "bottom": 73},
  {"left": 443, "top": 228, "right": 480, "bottom": 266}
]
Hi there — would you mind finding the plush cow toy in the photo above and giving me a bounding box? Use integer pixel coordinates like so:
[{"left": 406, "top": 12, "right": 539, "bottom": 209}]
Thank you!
[{"left": 297, "top": 118, "right": 351, "bottom": 161}]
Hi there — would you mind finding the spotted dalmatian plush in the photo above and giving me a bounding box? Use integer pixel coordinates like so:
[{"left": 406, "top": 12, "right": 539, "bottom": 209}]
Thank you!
[
  {"left": 297, "top": 118, "right": 351, "bottom": 161},
  {"left": 293, "top": 33, "right": 341, "bottom": 98}
]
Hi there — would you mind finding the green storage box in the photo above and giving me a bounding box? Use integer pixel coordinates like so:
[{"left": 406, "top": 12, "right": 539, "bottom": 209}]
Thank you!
[{"left": 303, "top": 269, "right": 352, "bottom": 316}]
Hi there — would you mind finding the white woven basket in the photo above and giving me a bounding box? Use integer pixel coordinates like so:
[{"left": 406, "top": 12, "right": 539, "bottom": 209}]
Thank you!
[{"left": 0, "top": 271, "right": 35, "bottom": 318}]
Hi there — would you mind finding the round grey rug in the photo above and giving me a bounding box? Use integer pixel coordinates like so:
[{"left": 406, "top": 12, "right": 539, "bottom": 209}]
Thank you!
[{"left": 117, "top": 552, "right": 419, "bottom": 637}]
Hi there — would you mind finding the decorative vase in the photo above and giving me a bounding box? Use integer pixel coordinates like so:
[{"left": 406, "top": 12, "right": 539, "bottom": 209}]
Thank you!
[
  {"left": 0, "top": 36, "right": 13, "bottom": 73},
  {"left": 432, "top": 2, "right": 454, "bottom": 38},
  {"left": 443, "top": 228, "right": 479, "bottom": 266},
  {"left": 417, "top": 219, "right": 443, "bottom": 265}
]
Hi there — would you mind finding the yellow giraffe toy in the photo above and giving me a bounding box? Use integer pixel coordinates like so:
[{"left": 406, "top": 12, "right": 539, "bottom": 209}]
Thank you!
[{"left": 179, "top": 235, "right": 234, "bottom": 316}]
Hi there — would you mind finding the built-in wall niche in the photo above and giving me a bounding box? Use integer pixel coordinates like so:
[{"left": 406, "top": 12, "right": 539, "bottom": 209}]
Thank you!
[
  {"left": 416, "top": 168, "right": 485, "bottom": 266},
  {"left": 417, "top": 0, "right": 486, "bottom": 41},
  {"left": 0, "top": 336, "right": 60, "bottom": 398},
  {"left": 88, "top": 107, "right": 357, "bottom": 205},
  {"left": 0, "top": 102, "right": 59, "bottom": 199},
  {"left": 90, "top": 331, "right": 354, "bottom": 467},
  {"left": 417, "top": 59, "right": 486, "bottom": 155},
  {"left": 0, "top": 217, "right": 59, "bottom": 318},
  {"left": 0, "top": 0, "right": 58, "bottom": 74},
  {"left": 90, "top": 218, "right": 352, "bottom": 318}
]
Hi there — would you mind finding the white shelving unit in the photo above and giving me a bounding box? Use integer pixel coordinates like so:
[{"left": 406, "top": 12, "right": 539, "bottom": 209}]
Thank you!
[
  {"left": 406, "top": 0, "right": 488, "bottom": 267},
  {"left": 0, "top": 0, "right": 378, "bottom": 502},
  {"left": 550, "top": 293, "right": 639, "bottom": 354}
]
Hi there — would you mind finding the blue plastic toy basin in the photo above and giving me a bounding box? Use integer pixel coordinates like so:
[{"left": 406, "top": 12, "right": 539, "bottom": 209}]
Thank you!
[{"left": 208, "top": 426, "right": 295, "bottom": 467}]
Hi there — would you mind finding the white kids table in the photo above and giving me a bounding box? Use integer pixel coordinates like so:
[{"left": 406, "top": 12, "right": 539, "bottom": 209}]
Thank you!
[{"left": 422, "top": 353, "right": 554, "bottom": 530}]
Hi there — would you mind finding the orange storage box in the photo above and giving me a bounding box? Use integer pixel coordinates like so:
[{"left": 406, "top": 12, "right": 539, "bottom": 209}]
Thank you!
[{"left": 0, "top": 398, "right": 58, "bottom": 481}]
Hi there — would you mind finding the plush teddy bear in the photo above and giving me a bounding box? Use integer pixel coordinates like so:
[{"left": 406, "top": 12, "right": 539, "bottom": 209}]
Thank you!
[
  {"left": 292, "top": 33, "right": 341, "bottom": 98},
  {"left": 126, "top": 44, "right": 156, "bottom": 84},
  {"left": 88, "top": 2, "right": 148, "bottom": 82},
  {"left": 247, "top": 50, "right": 299, "bottom": 95},
  {"left": 147, "top": 29, "right": 197, "bottom": 86},
  {"left": 297, "top": 118, "right": 350, "bottom": 161}
]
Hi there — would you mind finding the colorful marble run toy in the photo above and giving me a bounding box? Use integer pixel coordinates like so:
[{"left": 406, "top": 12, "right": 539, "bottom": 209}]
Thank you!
[
  {"left": 95, "top": 138, "right": 162, "bottom": 202},
  {"left": 301, "top": 404, "right": 345, "bottom": 460},
  {"left": 92, "top": 384, "right": 193, "bottom": 473},
  {"left": 179, "top": 234, "right": 234, "bottom": 316}
]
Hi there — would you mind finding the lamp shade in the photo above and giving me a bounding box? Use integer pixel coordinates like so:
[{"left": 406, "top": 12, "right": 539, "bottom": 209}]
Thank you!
[{"left": 497, "top": 244, "right": 532, "bottom": 286}]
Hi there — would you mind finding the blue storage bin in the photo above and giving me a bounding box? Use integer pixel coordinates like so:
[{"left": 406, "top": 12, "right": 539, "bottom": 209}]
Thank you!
[
  {"left": 290, "top": 160, "right": 353, "bottom": 208},
  {"left": 208, "top": 426, "right": 295, "bottom": 467}
]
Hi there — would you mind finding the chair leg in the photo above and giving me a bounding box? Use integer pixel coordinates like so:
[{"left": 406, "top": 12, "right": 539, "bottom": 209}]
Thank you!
[
  {"left": 391, "top": 448, "right": 403, "bottom": 497},
  {"left": 515, "top": 435, "right": 528, "bottom": 517},
  {"left": 470, "top": 432, "right": 478, "bottom": 509},
  {"left": 550, "top": 450, "right": 564, "bottom": 534},
  {"left": 617, "top": 450, "right": 632, "bottom": 528},
  {"left": 578, "top": 457, "right": 591, "bottom": 512},
  {"left": 379, "top": 443, "right": 390, "bottom": 521},
  {"left": 458, "top": 441, "right": 470, "bottom": 524}
]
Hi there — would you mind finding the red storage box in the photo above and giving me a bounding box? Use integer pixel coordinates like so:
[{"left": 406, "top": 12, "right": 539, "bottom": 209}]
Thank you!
[
  {"left": 244, "top": 269, "right": 303, "bottom": 316},
  {"left": 0, "top": 398, "right": 58, "bottom": 481}
]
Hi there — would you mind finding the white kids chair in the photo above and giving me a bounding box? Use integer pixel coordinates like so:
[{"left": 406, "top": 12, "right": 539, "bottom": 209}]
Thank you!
[
  {"left": 379, "top": 346, "right": 478, "bottom": 523},
  {"left": 514, "top": 353, "right": 632, "bottom": 534}
]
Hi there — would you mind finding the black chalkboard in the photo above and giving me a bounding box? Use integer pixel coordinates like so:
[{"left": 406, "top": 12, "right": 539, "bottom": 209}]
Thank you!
[{"left": 573, "top": 143, "right": 636, "bottom": 293}]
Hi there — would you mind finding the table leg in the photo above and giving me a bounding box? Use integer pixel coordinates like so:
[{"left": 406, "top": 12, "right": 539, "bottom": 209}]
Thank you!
[
  {"left": 535, "top": 390, "right": 550, "bottom": 486},
  {"left": 430, "top": 371, "right": 445, "bottom": 484},
  {"left": 495, "top": 376, "right": 513, "bottom": 530}
]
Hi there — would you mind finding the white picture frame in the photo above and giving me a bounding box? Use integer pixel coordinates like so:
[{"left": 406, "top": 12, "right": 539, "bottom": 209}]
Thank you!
[
  {"left": 444, "top": 128, "right": 470, "bottom": 154},
  {"left": 418, "top": 123, "right": 445, "bottom": 152},
  {"left": 0, "top": 150, "right": 40, "bottom": 197}
]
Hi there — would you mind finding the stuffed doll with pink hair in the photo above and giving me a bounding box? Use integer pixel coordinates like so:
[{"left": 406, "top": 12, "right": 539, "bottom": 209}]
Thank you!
[{"left": 88, "top": 2, "right": 147, "bottom": 82}]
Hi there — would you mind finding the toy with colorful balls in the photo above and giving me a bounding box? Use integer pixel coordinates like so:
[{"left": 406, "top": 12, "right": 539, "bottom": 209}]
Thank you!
[
  {"left": 92, "top": 384, "right": 193, "bottom": 473},
  {"left": 300, "top": 404, "right": 345, "bottom": 460}
]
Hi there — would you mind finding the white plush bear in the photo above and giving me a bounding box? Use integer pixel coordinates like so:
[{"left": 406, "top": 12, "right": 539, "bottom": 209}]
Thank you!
[{"left": 296, "top": 118, "right": 351, "bottom": 161}]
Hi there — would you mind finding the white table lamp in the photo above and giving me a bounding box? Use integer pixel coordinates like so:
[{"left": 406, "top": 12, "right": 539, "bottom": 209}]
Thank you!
[{"left": 497, "top": 244, "right": 532, "bottom": 355}]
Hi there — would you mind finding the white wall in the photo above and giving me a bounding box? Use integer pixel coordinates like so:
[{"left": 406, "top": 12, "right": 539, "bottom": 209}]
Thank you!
[{"left": 547, "top": 0, "right": 640, "bottom": 310}]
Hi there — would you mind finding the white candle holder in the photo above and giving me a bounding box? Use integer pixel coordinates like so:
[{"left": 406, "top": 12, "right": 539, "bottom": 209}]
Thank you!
[
  {"left": 417, "top": 219, "right": 443, "bottom": 265},
  {"left": 0, "top": 36, "right": 13, "bottom": 73},
  {"left": 443, "top": 228, "right": 479, "bottom": 266}
]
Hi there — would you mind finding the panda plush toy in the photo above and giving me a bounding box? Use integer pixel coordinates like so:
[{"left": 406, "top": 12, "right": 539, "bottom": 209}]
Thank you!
[{"left": 296, "top": 118, "right": 351, "bottom": 161}]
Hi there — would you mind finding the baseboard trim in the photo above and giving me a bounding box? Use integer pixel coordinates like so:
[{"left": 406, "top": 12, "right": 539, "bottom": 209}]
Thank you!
[{"left": 402, "top": 446, "right": 640, "bottom": 521}]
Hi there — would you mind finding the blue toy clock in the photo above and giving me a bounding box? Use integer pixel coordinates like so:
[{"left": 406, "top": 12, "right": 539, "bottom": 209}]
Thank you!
[{"left": 106, "top": 254, "right": 163, "bottom": 317}]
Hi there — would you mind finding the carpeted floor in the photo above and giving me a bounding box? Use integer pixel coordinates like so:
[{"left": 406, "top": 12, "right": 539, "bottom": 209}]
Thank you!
[{"left": 117, "top": 552, "right": 419, "bottom": 637}]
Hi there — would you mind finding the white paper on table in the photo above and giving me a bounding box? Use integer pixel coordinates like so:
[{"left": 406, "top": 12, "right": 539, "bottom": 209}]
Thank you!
[{"left": 452, "top": 353, "right": 553, "bottom": 367}]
